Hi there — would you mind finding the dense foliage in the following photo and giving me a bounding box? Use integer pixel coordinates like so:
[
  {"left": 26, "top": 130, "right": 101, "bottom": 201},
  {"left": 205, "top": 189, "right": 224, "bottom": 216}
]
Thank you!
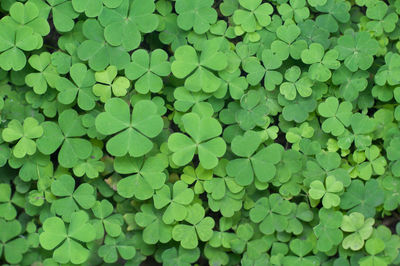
[{"left": 1, "top": 0, "right": 400, "bottom": 265}]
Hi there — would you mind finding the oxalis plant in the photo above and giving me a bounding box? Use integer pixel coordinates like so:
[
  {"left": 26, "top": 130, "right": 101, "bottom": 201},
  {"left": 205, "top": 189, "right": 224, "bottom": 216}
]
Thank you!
[{"left": 2, "top": 0, "right": 400, "bottom": 265}]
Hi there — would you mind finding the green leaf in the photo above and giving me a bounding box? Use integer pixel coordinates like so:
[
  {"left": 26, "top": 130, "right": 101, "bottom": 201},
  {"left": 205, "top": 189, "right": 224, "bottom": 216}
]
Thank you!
[
  {"left": 95, "top": 98, "right": 163, "bottom": 157},
  {"left": 125, "top": 49, "right": 170, "bottom": 94},
  {"left": 0, "top": 22, "right": 42, "bottom": 71},
  {"left": 116, "top": 154, "right": 168, "bottom": 200},
  {"left": 171, "top": 43, "right": 227, "bottom": 93},
  {"left": 2, "top": 117, "right": 43, "bottom": 158},
  {"left": 168, "top": 112, "right": 226, "bottom": 169},
  {"left": 249, "top": 194, "right": 292, "bottom": 235},
  {"left": 51, "top": 175, "right": 96, "bottom": 220},
  {"left": 37, "top": 109, "right": 92, "bottom": 168},
  {"left": 340, "top": 179, "right": 384, "bottom": 218},
  {"left": 135, "top": 203, "right": 173, "bottom": 244},
  {"left": 0, "top": 219, "right": 28, "bottom": 264},
  {"left": 335, "top": 30, "right": 378, "bottom": 72},
  {"left": 77, "top": 19, "right": 130, "bottom": 71},
  {"left": 153, "top": 181, "right": 194, "bottom": 224},
  {"left": 93, "top": 65, "right": 130, "bottom": 102},
  {"left": 175, "top": 0, "right": 217, "bottom": 34},
  {"left": 39, "top": 211, "right": 96, "bottom": 264},
  {"left": 341, "top": 212, "right": 374, "bottom": 251},
  {"left": 55, "top": 63, "right": 96, "bottom": 110},
  {"left": 25, "top": 52, "right": 59, "bottom": 95},
  {"left": 172, "top": 203, "right": 215, "bottom": 249}
]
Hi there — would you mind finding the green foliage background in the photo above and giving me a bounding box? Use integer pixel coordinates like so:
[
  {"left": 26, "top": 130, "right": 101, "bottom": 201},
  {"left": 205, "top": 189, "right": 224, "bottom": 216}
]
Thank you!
[{"left": 0, "top": 0, "right": 400, "bottom": 265}]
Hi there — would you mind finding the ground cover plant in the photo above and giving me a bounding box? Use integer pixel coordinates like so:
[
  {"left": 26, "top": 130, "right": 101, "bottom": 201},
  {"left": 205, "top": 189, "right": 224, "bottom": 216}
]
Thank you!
[{"left": 2, "top": 0, "right": 400, "bottom": 265}]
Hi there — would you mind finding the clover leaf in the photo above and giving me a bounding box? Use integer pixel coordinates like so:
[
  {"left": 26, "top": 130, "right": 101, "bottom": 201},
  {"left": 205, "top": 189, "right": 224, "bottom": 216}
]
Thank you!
[
  {"left": 273, "top": 149, "right": 305, "bottom": 194},
  {"left": 332, "top": 66, "right": 369, "bottom": 101},
  {"left": 309, "top": 175, "right": 343, "bottom": 208},
  {"left": 171, "top": 44, "right": 227, "bottom": 93},
  {"left": 73, "top": 146, "right": 105, "bottom": 179},
  {"left": 93, "top": 65, "right": 130, "bottom": 102},
  {"left": 2, "top": 117, "right": 43, "bottom": 158},
  {"left": 315, "top": 0, "right": 350, "bottom": 32},
  {"left": 204, "top": 159, "right": 243, "bottom": 201},
  {"left": 387, "top": 137, "right": 400, "bottom": 177},
  {"left": 158, "top": 13, "right": 188, "bottom": 51},
  {"left": 72, "top": 0, "right": 103, "bottom": 18},
  {"left": 229, "top": 223, "right": 254, "bottom": 253},
  {"left": 303, "top": 150, "right": 351, "bottom": 187},
  {"left": 0, "top": 22, "right": 42, "bottom": 71},
  {"left": 92, "top": 199, "right": 123, "bottom": 238},
  {"left": 358, "top": 238, "right": 387, "bottom": 265},
  {"left": 204, "top": 161, "right": 245, "bottom": 217},
  {"left": 370, "top": 226, "right": 400, "bottom": 264},
  {"left": 220, "top": 69, "right": 249, "bottom": 100},
  {"left": 381, "top": 175, "right": 400, "bottom": 211},
  {"left": 236, "top": 89, "right": 270, "bottom": 130},
  {"left": 51, "top": 174, "right": 96, "bottom": 220},
  {"left": 8, "top": 152, "right": 52, "bottom": 182},
  {"left": 153, "top": 180, "right": 194, "bottom": 224},
  {"left": 45, "top": 0, "right": 79, "bottom": 32},
  {"left": 340, "top": 179, "right": 384, "bottom": 218},
  {"left": 55, "top": 63, "right": 97, "bottom": 110},
  {"left": 209, "top": 217, "right": 236, "bottom": 249},
  {"left": 271, "top": 24, "right": 306, "bottom": 60},
  {"left": 356, "top": 145, "right": 387, "bottom": 180},
  {"left": 25, "top": 52, "right": 59, "bottom": 95},
  {"left": 115, "top": 154, "right": 168, "bottom": 200},
  {"left": 366, "top": 1, "right": 398, "bottom": 36},
  {"left": 0, "top": 219, "right": 28, "bottom": 264},
  {"left": 298, "top": 19, "right": 330, "bottom": 48},
  {"left": 243, "top": 49, "right": 283, "bottom": 91},
  {"left": 249, "top": 194, "right": 292, "bottom": 235},
  {"left": 232, "top": 0, "right": 273, "bottom": 33},
  {"left": 318, "top": 96, "right": 352, "bottom": 136},
  {"left": 350, "top": 113, "right": 377, "bottom": 150},
  {"left": 278, "top": 0, "right": 310, "bottom": 23},
  {"left": 375, "top": 52, "right": 400, "bottom": 86},
  {"left": 240, "top": 238, "right": 271, "bottom": 264},
  {"left": 335, "top": 30, "right": 379, "bottom": 72},
  {"left": 208, "top": 189, "right": 245, "bottom": 218},
  {"left": 95, "top": 98, "right": 163, "bottom": 157},
  {"left": 175, "top": 0, "right": 217, "bottom": 34},
  {"left": 301, "top": 43, "right": 340, "bottom": 82},
  {"left": 172, "top": 203, "right": 215, "bottom": 249},
  {"left": 39, "top": 210, "right": 96, "bottom": 264},
  {"left": 0, "top": 184, "right": 18, "bottom": 221},
  {"left": 282, "top": 239, "right": 319, "bottom": 265},
  {"left": 77, "top": 19, "right": 130, "bottom": 71},
  {"left": 226, "top": 130, "right": 283, "bottom": 186},
  {"left": 98, "top": 0, "right": 158, "bottom": 51},
  {"left": 279, "top": 94, "right": 317, "bottom": 123},
  {"left": 173, "top": 86, "right": 211, "bottom": 113},
  {"left": 181, "top": 164, "right": 212, "bottom": 194},
  {"left": 313, "top": 208, "right": 343, "bottom": 252},
  {"left": 3, "top": 1, "right": 50, "bottom": 36},
  {"left": 285, "top": 202, "right": 313, "bottom": 235},
  {"left": 168, "top": 112, "right": 226, "bottom": 169},
  {"left": 37, "top": 109, "right": 92, "bottom": 168},
  {"left": 161, "top": 246, "right": 200, "bottom": 266},
  {"left": 125, "top": 49, "right": 170, "bottom": 94},
  {"left": 279, "top": 66, "right": 312, "bottom": 100},
  {"left": 341, "top": 212, "right": 374, "bottom": 251},
  {"left": 285, "top": 122, "right": 314, "bottom": 150},
  {"left": 98, "top": 234, "right": 136, "bottom": 263},
  {"left": 0, "top": 143, "right": 10, "bottom": 168},
  {"left": 135, "top": 203, "right": 173, "bottom": 245}
]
